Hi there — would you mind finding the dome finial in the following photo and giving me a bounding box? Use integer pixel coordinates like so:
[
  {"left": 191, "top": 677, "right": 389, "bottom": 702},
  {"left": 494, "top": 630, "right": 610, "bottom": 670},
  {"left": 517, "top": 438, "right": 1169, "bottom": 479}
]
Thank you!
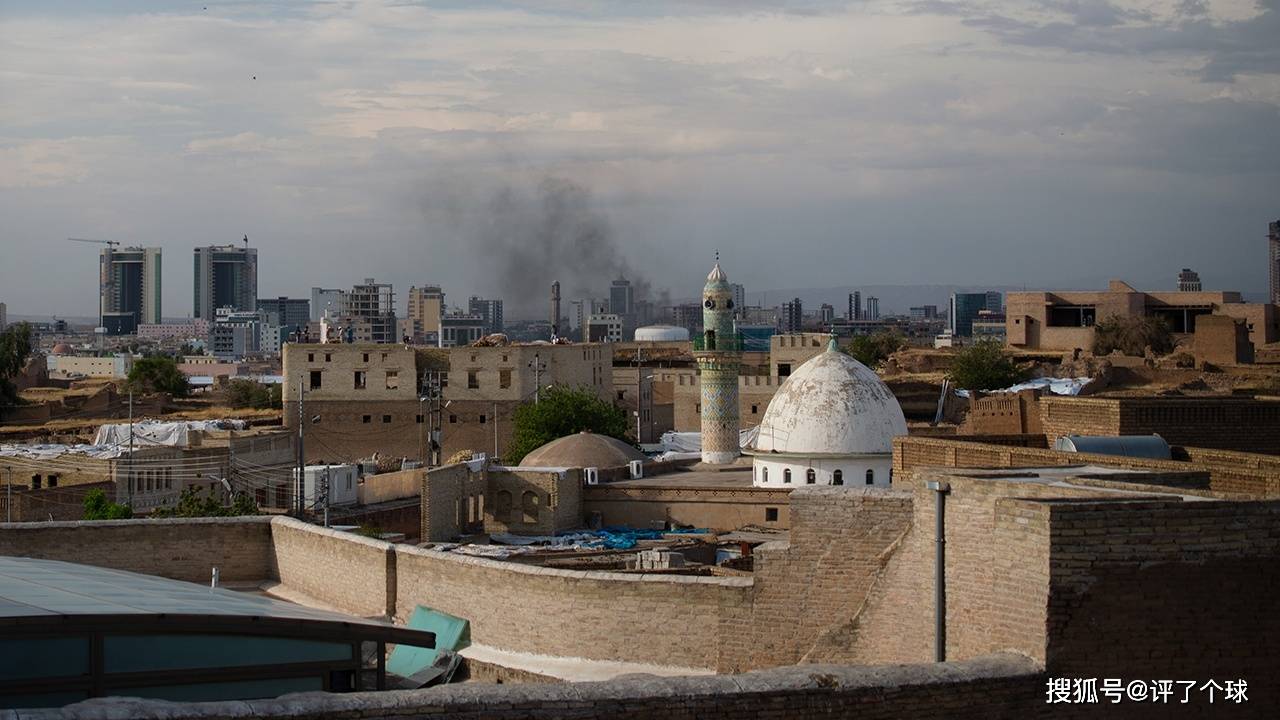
[{"left": 827, "top": 333, "right": 839, "bottom": 352}]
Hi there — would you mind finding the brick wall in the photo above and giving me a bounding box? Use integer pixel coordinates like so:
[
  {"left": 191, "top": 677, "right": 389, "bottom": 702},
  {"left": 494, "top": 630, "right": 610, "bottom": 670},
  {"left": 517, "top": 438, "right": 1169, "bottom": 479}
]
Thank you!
[
  {"left": 583, "top": 484, "right": 793, "bottom": 531},
  {"left": 268, "top": 517, "right": 396, "bottom": 617},
  {"left": 393, "top": 544, "right": 752, "bottom": 669},
  {"left": 828, "top": 475, "right": 1095, "bottom": 667},
  {"left": 421, "top": 462, "right": 486, "bottom": 541},
  {"left": 486, "top": 468, "right": 582, "bottom": 535},
  {"left": 19, "top": 654, "right": 1051, "bottom": 720},
  {"left": 1044, "top": 499, "right": 1280, "bottom": 693},
  {"left": 0, "top": 481, "right": 114, "bottom": 522},
  {"left": 1041, "top": 396, "right": 1280, "bottom": 454},
  {"left": 0, "top": 516, "right": 273, "bottom": 582},
  {"left": 894, "top": 436, "right": 1280, "bottom": 498},
  {"left": 358, "top": 468, "right": 421, "bottom": 505},
  {"left": 718, "top": 487, "right": 914, "bottom": 672}
]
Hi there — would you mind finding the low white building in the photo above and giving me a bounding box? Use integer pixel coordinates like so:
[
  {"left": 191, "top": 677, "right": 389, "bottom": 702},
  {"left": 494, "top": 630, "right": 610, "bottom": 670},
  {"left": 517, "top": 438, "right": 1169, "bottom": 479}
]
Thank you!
[
  {"left": 295, "top": 464, "right": 359, "bottom": 509},
  {"left": 748, "top": 336, "right": 907, "bottom": 488}
]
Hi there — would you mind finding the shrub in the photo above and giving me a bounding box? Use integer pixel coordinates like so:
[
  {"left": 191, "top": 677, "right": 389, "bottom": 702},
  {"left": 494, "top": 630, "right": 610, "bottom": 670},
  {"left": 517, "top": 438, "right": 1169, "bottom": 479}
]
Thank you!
[
  {"left": 947, "top": 340, "right": 1026, "bottom": 391},
  {"left": 1093, "top": 314, "right": 1174, "bottom": 357}
]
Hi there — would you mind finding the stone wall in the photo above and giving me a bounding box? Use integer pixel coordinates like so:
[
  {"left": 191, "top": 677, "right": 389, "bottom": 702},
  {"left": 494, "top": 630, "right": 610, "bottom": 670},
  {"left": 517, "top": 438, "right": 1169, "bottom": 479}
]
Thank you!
[
  {"left": 717, "top": 487, "right": 914, "bottom": 672},
  {"left": 0, "top": 516, "right": 273, "bottom": 582},
  {"left": 394, "top": 544, "right": 752, "bottom": 669},
  {"left": 268, "top": 517, "right": 396, "bottom": 617},
  {"left": 894, "top": 435, "right": 1280, "bottom": 497}
]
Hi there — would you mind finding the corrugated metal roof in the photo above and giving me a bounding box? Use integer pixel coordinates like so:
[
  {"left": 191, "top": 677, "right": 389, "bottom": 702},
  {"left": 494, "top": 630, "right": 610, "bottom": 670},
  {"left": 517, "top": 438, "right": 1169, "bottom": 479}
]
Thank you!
[
  {"left": 1053, "top": 434, "right": 1172, "bottom": 460},
  {"left": 0, "top": 557, "right": 371, "bottom": 625}
]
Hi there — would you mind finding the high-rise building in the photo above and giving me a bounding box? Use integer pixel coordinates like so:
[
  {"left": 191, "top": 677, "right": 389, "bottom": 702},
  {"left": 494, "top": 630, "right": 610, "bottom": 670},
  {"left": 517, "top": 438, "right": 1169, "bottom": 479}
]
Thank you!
[
  {"left": 1177, "top": 269, "right": 1202, "bottom": 293},
  {"left": 468, "top": 296, "right": 504, "bottom": 334},
  {"left": 848, "top": 291, "right": 861, "bottom": 321},
  {"left": 910, "top": 305, "right": 939, "bottom": 320},
  {"left": 865, "top": 296, "right": 880, "bottom": 321},
  {"left": 819, "top": 303, "right": 835, "bottom": 324},
  {"left": 310, "top": 288, "right": 345, "bottom": 322},
  {"left": 440, "top": 312, "right": 485, "bottom": 347},
  {"left": 671, "top": 303, "right": 703, "bottom": 335},
  {"left": 950, "top": 292, "right": 988, "bottom": 337},
  {"left": 257, "top": 297, "right": 310, "bottom": 340},
  {"left": 587, "top": 313, "right": 623, "bottom": 343},
  {"left": 782, "top": 298, "right": 803, "bottom": 333},
  {"left": 193, "top": 243, "right": 257, "bottom": 320},
  {"left": 407, "top": 285, "right": 445, "bottom": 342},
  {"left": 984, "top": 290, "right": 1003, "bottom": 314},
  {"left": 730, "top": 283, "right": 745, "bottom": 317},
  {"left": 609, "top": 276, "right": 634, "bottom": 317},
  {"left": 99, "top": 246, "right": 162, "bottom": 335},
  {"left": 695, "top": 261, "right": 741, "bottom": 465},
  {"left": 341, "top": 279, "right": 397, "bottom": 344},
  {"left": 1269, "top": 220, "right": 1280, "bottom": 305}
]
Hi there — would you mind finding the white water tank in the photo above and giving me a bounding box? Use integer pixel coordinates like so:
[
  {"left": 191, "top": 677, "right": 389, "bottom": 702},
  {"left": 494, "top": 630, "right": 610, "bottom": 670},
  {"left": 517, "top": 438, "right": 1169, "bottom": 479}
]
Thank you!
[{"left": 634, "top": 325, "right": 689, "bottom": 342}]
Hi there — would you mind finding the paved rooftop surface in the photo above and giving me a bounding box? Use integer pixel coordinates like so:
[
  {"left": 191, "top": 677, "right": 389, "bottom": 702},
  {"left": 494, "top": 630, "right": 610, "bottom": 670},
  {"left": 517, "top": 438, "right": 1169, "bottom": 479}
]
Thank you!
[{"left": 599, "top": 465, "right": 761, "bottom": 490}]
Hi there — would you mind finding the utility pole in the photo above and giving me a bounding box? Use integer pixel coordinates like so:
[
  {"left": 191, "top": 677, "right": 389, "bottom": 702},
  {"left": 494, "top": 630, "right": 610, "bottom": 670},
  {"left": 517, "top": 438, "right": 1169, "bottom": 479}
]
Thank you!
[
  {"left": 493, "top": 402, "right": 498, "bottom": 459},
  {"left": 529, "top": 352, "right": 544, "bottom": 404},
  {"left": 296, "top": 379, "right": 305, "bottom": 516},
  {"left": 322, "top": 466, "right": 330, "bottom": 528},
  {"left": 127, "top": 390, "right": 134, "bottom": 506}
]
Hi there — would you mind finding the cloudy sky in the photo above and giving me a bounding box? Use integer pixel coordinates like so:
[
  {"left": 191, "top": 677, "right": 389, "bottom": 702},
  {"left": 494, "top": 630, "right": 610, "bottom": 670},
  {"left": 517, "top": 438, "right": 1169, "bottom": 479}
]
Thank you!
[{"left": 1, "top": 0, "right": 1277, "bottom": 318}]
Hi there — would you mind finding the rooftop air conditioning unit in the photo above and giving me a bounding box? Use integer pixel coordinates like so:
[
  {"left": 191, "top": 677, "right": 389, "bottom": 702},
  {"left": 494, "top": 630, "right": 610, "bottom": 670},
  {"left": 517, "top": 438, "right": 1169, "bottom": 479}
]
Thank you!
[
  {"left": 628, "top": 460, "right": 643, "bottom": 479},
  {"left": 584, "top": 467, "right": 600, "bottom": 485}
]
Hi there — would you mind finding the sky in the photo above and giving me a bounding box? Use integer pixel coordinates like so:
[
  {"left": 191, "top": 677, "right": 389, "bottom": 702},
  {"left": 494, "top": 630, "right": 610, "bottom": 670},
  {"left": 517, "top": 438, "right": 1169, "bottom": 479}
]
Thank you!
[{"left": 1, "top": 0, "right": 1278, "bottom": 319}]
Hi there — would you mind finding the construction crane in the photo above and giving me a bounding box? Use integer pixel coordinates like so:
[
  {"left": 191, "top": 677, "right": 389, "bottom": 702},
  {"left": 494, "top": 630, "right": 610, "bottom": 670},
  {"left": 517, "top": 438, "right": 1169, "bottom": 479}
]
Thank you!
[{"left": 67, "top": 237, "right": 121, "bottom": 248}]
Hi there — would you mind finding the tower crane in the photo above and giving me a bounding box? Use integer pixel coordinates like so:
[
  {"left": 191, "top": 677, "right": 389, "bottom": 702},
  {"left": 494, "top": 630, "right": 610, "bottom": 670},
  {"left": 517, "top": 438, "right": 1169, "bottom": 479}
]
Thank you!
[{"left": 67, "top": 237, "right": 121, "bottom": 248}]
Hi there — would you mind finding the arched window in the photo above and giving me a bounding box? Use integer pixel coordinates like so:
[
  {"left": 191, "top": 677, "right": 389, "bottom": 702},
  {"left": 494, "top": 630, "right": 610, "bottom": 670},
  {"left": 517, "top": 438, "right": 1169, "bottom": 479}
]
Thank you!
[
  {"left": 865, "top": 469, "right": 875, "bottom": 486},
  {"left": 521, "top": 491, "right": 539, "bottom": 524},
  {"left": 761, "top": 467, "right": 768, "bottom": 483},
  {"left": 494, "top": 490, "right": 512, "bottom": 521},
  {"left": 783, "top": 469, "right": 792, "bottom": 484},
  {"left": 833, "top": 470, "right": 843, "bottom": 486},
  {"left": 806, "top": 468, "right": 816, "bottom": 484}
]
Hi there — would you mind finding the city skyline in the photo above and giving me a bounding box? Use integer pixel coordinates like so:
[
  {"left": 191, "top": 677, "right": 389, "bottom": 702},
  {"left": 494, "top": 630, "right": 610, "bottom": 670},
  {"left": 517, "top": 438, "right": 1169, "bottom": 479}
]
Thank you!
[{"left": 2, "top": 1, "right": 1278, "bottom": 316}]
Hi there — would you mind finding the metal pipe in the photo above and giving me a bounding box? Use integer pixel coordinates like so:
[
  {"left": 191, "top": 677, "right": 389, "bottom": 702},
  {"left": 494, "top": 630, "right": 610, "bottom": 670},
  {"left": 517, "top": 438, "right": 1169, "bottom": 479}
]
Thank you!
[{"left": 926, "top": 479, "right": 950, "bottom": 662}]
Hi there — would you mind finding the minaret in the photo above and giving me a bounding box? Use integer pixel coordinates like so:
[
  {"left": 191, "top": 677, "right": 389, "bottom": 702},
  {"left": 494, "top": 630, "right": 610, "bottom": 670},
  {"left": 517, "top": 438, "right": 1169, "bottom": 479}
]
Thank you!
[{"left": 695, "top": 258, "right": 741, "bottom": 464}]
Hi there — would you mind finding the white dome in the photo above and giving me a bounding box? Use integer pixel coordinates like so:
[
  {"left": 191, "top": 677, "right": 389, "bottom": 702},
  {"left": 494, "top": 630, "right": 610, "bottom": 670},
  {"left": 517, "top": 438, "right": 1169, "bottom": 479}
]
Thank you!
[
  {"left": 755, "top": 340, "right": 907, "bottom": 456},
  {"left": 634, "top": 325, "right": 690, "bottom": 342}
]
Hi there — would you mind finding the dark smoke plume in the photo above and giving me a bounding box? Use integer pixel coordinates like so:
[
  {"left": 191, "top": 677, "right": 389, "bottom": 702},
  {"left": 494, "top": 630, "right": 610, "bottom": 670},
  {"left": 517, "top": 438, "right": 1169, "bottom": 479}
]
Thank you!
[{"left": 428, "top": 175, "right": 661, "bottom": 316}]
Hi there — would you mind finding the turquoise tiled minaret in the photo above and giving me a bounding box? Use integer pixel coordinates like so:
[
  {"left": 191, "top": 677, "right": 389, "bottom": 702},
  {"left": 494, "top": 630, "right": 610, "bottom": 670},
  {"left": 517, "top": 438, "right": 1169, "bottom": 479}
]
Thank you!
[{"left": 695, "top": 260, "right": 741, "bottom": 465}]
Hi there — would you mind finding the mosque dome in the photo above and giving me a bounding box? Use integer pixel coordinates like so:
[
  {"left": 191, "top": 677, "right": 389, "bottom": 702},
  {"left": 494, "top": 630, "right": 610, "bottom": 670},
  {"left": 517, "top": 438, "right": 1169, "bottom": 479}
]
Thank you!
[
  {"left": 755, "top": 338, "right": 907, "bottom": 457},
  {"left": 705, "top": 262, "right": 728, "bottom": 285},
  {"left": 51, "top": 343, "right": 74, "bottom": 355},
  {"left": 519, "top": 431, "right": 646, "bottom": 468}
]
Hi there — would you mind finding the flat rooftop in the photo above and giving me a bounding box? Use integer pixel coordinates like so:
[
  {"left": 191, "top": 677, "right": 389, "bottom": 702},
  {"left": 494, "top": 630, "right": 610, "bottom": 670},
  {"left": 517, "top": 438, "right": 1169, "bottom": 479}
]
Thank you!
[{"left": 603, "top": 465, "right": 757, "bottom": 490}]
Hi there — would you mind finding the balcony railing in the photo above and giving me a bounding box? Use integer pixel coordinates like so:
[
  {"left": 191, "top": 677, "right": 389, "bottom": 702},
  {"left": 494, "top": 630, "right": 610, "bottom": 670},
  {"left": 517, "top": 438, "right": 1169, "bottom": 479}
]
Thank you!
[{"left": 693, "top": 332, "right": 746, "bottom": 352}]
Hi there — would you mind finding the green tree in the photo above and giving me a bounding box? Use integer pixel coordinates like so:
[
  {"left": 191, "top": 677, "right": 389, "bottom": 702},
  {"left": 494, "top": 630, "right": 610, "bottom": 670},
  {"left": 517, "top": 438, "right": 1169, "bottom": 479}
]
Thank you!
[
  {"left": 219, "top": 379, "right": 275, "bottom": 409},
  {"left": 505, "top": 384, "right": 631, "bottom": 464},
  {"left": 126, "top": 356, "right": 190, "bottom": 397},
  {"left": 0, "top": 322, "right": 34, "bottom": 419},
  {"left": 82, "top": 489, "right": 133, "bottom": 520},
  {"left": 843, "top": 330, "right": 906, "bottom": 369},
  {"left": 151, "top": 486, "right": 260, "bottom": 518},
  {"left": 947, "top": 339, "right": 1026, "bottom": 391},
  {"left": 1093, "top": 314, "right": 1174, "bottom": 357}
]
